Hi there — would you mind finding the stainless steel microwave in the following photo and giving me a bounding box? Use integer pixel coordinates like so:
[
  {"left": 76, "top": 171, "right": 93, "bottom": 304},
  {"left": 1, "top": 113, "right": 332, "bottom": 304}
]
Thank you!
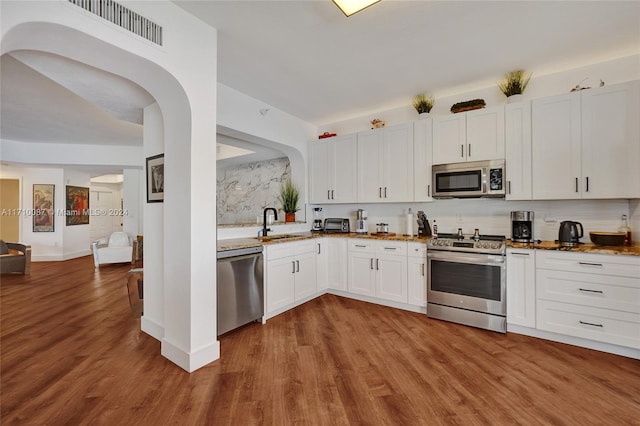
[{"left": 432, "top": 159, "right": 505, "bottom": 198}]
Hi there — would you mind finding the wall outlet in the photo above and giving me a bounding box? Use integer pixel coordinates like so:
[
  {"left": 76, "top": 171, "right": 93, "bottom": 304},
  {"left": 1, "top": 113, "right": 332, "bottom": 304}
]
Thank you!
[{"left": 544, "top": 216, "right": 557, "bottom": 223}]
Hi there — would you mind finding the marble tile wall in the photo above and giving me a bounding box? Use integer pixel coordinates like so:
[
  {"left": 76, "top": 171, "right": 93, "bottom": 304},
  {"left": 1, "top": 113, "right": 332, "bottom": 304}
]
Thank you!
[{"left": 217, "top": 157, "right": 290, "bottom": 225}]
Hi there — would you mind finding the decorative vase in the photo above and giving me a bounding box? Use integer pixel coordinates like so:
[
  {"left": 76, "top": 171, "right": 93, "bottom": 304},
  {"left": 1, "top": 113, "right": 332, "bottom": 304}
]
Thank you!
[
  {"left": 507, "top": 94, "right": 523, "bottom": 104},
  {"left": 285, "top": 212, "right": 295, "bottom": 223},
  {"left": 418, "top": 112, "right": 430, "bottom": 120}
]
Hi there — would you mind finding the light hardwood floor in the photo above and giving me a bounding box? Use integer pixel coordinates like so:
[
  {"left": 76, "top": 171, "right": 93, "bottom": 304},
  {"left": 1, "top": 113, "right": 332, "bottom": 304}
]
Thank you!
[{"left": 1, "top": 256, "right": 639, "bottom": 425}]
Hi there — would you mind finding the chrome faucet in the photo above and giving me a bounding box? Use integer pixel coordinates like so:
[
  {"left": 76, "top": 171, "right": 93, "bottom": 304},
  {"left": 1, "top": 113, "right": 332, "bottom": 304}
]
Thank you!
[{"left": 263, "top": 207, "right": 278, "bottom": 237}]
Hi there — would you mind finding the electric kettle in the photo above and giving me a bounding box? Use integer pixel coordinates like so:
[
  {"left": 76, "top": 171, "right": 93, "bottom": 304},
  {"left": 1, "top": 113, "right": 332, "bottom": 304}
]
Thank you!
[{"left": 558, "top": 221, "right": 583, "bottom": 247}]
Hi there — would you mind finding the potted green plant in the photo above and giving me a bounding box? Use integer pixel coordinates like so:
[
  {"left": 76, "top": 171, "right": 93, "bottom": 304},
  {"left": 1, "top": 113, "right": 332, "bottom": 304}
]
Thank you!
[
  {"left": 277, "top": 179, "right": 299, "bottom": 222},
  {"left": 498, "top": 69, "right": 532, "bottom": 103},
  {"left": 412, "top": 94, "right": 434, "bottom": 118}
]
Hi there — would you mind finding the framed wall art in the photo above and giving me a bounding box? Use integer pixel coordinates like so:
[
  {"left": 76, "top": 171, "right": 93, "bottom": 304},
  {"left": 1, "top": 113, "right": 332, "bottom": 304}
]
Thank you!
[
  {"left": 146, "top": 153, "right": 164, "bottom": 203},
  {"left": 65, "top": 185, "right": 90, "bottom": 226},
  {"left": 33, "top": 184, "right": 55, "bottom": 232}
]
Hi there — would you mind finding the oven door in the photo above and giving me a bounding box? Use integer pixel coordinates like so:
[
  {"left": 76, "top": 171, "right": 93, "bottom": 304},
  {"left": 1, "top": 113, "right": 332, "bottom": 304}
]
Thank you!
[{"left": 427, "top": 250, "right": 505, "bottom": 315}]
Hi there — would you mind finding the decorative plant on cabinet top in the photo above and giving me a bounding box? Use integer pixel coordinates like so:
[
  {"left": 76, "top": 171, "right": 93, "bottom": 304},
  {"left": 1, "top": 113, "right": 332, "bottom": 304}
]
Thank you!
[
  {"left": 413, "top": 93, "right": 435, "bottom": 118},
  {"left": 498, "top": 69, "right": 532, "bottom": 102}
]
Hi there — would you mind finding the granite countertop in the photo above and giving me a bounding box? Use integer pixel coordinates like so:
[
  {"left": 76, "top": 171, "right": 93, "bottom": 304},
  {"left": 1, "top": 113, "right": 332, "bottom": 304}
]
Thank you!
[
  {"left": 217, "top": 232, "right": 428, "bottom": 252},
  {"left": 507, "top": 240, "right": 640, "bottom": 257}
]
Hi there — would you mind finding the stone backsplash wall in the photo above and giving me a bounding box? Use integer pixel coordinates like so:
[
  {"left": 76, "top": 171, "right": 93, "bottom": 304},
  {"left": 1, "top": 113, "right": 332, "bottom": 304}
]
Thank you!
[{"left": 217, "top": 157, "right": 290, "bottom": 225}]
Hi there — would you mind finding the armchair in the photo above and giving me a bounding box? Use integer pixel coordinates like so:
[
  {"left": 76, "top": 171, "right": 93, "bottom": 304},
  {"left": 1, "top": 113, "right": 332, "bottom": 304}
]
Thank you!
[
  {"left": 0, "top": 240, "right": 31, "bottom": 274},
  {"left": 92, "top": 232, "right": 135, "bottom": 268}
]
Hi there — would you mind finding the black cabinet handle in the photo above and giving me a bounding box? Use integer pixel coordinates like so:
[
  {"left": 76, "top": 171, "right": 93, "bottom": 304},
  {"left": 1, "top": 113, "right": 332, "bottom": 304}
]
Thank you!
[
  {"left": 296, "top": 260, "right": 300, "bottom": 272},
  {"left": 579, "top": 288, "right": 603, "bottom": 294},
  {"left": 579, "top": 320, "right": 603, "bottom": 328},
  {"left": 575, "top": 177, "right": 579, "bottom": 193},
  {"left": 292, "top": 261, "right": 296, "bottom": 274},
  {"left": 585, "top": 177, "right": 589, "bottom": 192}
]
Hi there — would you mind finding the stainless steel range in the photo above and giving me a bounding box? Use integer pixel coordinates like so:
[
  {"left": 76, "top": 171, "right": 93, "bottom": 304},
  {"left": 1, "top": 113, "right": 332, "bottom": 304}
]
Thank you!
[{"left": 427, "top": 231, "right": 507, "bottom": 333}]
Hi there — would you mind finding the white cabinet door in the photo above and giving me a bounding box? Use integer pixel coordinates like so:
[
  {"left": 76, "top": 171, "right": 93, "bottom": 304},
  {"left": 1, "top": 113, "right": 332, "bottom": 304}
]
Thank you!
[
  {"left": 505, "top": 101, "right": 532, "bottom": 200},
  {"left": 433, "top": 114, "right": 466, "bottom": 164},
  {"left": 581, "top": 81, "right": 640, "bottom": 199},
  {"left": 532, "top": 92, "right": 582, "bottom": 199},
  {"left": 309, "top": 134, "right": 357, "bottom": 203},
  {"left": 407, "top": 256, "right": 427, "bottom": 307},
  {"left": 308, "top": 141, "right": 331, "bottom": 203},
  {"left": 332, "top": 134, "right": 358, "bottom": 203},
  {"left": 327, "top": 238, "right": 348, "bottom": 291},
  {"left": 383, "top": 123, "right": 414, "bottom": 202},
  {"left": 316, "top": 239, "right": 328, "bottom": 291},
  {"left": 414, "top": 118, "right": 433, "bottom": 202},
  {"left": 506, "top": 249, "right": 536, "bottom": 327},
  {"left": 466, "top": 105, "right": 505, "bottom": 161},
  {"left": 348, "top": 251, "right": 376, "bottom": 296},
  {"left": 407, "top": 243, "right": 427, "bottom": 307},
  {"left": 266, "top": 257, "right": 296, "bottom": 314},
  {"left": 376, "top": 254, "right": 408, "bottom": 303},
  {"left": 294, "top": 251, "right": 317, "bottom": 301},
  {"left": 357, "top": 129, "right": 384, "bottom": 202}
]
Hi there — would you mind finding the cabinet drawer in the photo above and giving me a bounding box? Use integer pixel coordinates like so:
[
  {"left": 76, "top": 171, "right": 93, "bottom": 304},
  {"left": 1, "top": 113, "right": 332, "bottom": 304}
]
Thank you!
[
  {"left": 537, "top": 269, "right": 640, "bottom": 314},
  {"left": 376, "top": 241, "right": 407, "bottom": 256},
  {"left": 349, "top": 240, "right": 375, "bottom": 253},
  {"left": 266, "top": 240, "right": 316, "bottom": 260},
  {"left": 407, "top": 242, "right": 427, "bottom": 258},
  {"left": 536, "top": 250, "right": 640, "bottom": 278},
  {"left": 537, "top": 300, "right": 640, "bottom": 349}
]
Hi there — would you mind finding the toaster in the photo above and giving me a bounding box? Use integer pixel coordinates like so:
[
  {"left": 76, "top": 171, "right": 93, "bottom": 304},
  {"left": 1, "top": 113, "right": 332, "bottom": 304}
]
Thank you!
[{"left": 323, "top": 218, "right": 350, "bottom": 233}]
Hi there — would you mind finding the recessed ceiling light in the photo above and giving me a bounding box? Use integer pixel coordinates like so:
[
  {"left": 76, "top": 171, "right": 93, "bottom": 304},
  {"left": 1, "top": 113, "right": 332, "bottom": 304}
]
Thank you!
[{"left": 333, "top": 0, "right": 381, "bottom": 17}]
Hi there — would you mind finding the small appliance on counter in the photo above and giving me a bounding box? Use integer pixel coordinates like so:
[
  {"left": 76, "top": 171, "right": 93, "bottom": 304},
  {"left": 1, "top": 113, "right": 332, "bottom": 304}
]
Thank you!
[
  {"left": 323, "top": 218, "right": 350, "bottom": 233},
  {"left": 511, "top": 211, "right": 534, "bottom": 243},
  {"left": 416, "top": 211, "right": 432, "bottom": 237},
  {"left": 355, "top": 209, "right": 368, "bottom": 234},
  {"left": 558, "top": 221, "right": 583, "bottom": 247},
  {"left": 376, "top": 223, "right": 389, "bottom": 234},
  {"left": 312, "top": 207, "right": 324, "bottom": 231}
]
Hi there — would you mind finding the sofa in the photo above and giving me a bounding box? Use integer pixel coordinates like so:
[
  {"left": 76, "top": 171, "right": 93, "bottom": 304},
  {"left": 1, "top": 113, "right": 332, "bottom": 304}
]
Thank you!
[
  {"left": 0, "top": 240, "right": 31, "bottom": 274},
  {"left": 91, "top": 232, "right": 135, "bottom": 268}
]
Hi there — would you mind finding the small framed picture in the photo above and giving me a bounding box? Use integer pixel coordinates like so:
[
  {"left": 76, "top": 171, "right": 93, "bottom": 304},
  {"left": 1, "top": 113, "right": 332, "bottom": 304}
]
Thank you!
[
  {"left": 146, "top": 153, "right": 164, "bottom": 203},
  {"left": 33, "top": 184, "right": 55, "bottom": 232}
]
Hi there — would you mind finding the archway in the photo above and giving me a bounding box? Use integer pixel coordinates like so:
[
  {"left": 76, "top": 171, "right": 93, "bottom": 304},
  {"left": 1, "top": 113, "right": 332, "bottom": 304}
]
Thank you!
[{"left": 1, "top": 3, "right": 219, "bottom": 372}]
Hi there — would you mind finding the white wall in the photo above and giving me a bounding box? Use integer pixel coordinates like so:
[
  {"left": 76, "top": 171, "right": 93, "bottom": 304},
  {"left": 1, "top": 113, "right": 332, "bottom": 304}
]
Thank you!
[
  {"left": 629, "top": 200, "right": 640, "bottom": 244},
  {"left": 122, "top": 169, "right": 142, "bottom": 238},
  {"left": 142, "top": 102, "right": 165, "bottom": 342},
  {"left": 319, "top": 54, "right": 640, "bottom": 135},
  {"left": 316, "top": 199, "right": 631, "bottom": 243},
  {"left": 0, "top": 164, "right": 64, "bottom": 260}
]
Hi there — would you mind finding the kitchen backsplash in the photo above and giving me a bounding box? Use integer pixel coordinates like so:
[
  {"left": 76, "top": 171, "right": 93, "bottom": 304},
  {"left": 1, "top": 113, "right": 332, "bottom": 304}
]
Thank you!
[
  {"left": 315, "top": 199, "right": 633, "bottom": 243},
  {"left": 217, "top": 157, "right": 290, "bottom": 225}
]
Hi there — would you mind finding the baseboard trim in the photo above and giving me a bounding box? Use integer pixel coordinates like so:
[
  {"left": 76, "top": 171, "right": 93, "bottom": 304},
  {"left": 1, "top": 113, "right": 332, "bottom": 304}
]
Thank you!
[
  {"left": 62, "top": 249, "right": 92, "bottom": 260},
  {"left": 161, "top": 338, "right": 220, "bottom": 372},
  {"left": 507, "top": 323, "right": 640, "bottom": 359},
  {"left": 32, "top": 254, "right": 64, "bottom": 262},
  {"left": 141, "top": 316, "right": 164, "bottom": 341}
]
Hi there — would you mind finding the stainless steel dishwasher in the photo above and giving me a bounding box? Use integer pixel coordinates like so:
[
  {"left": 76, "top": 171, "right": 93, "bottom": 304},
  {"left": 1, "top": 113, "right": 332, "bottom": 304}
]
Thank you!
[{"left": 216, "top": 245, "right": 264, "bottom": 336}]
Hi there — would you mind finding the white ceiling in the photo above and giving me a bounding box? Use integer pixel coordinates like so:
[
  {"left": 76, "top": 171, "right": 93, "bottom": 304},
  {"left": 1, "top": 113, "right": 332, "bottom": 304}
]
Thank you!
[
  {"left": 176, "top": 0, "right": 640, "bottom": 125},
  {"left": 1, "top": 1, "right": 638, "bottom": 155}
]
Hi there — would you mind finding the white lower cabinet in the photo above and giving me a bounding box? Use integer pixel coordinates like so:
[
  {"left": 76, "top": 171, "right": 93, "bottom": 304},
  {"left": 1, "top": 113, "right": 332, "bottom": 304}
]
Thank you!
[
  {"left": 347, "top": 240, "right": 408, "bottom": 303},
  {"left": 265, "top": 240, "right": 317, "bottom": 315},
  {"left": 407, "top": 242, "right": 427, "bottom": 307},
  {"left": 506, "top": 248, "right": 536, "bottom": 327},
  {"left": 317, "top": 237, "right": 348, "bottom": 291},
  {"left": 535, "top": 250, "right": 640, "bottom": 349}
]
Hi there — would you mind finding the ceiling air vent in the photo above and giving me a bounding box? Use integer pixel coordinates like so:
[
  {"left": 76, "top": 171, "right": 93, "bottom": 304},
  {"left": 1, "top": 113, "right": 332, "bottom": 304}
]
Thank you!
[{"left": 68, "top": 0, "right": 163, "bottom": 46}]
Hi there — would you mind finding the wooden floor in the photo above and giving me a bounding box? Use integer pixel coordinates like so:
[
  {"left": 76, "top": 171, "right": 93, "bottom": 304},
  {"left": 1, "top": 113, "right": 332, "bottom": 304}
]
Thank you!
[{"left": 1, "top": 256, "right": 639, "bottom": 425}]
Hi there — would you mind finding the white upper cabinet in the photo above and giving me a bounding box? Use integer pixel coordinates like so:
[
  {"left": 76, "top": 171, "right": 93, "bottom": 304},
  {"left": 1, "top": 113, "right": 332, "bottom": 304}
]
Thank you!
[
  {"left": 413, "top": 118, "right": 434, "bottom": 202},
  {"left": 581, "top": 80, "right": 640, "bottom": 199},
  {"left": 309, "top": 134, "right": 357, "bottom": 203},
  {"left": 505, "top": 101, "right": 532, "bottom": 200},
  {"left": 357, "top": 123, "right": 414, "bottom": 202},
  {"left": 532, "top": 81, "right": 640, "bottom": 200},
  {"left": 432, "top": 105, "right": 505, "bottom": 165}
]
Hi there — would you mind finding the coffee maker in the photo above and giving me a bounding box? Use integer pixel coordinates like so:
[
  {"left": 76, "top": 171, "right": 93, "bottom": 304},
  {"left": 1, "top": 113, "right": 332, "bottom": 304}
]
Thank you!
[
  {"left": 511, "top": 211, "right": 534, "bottom": 242},
  {"left": 356, "top": 209, "right": 368, "bottom": 234},
  {"left": 312, "top": 207, "right": 323, "bottom": 231}
]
